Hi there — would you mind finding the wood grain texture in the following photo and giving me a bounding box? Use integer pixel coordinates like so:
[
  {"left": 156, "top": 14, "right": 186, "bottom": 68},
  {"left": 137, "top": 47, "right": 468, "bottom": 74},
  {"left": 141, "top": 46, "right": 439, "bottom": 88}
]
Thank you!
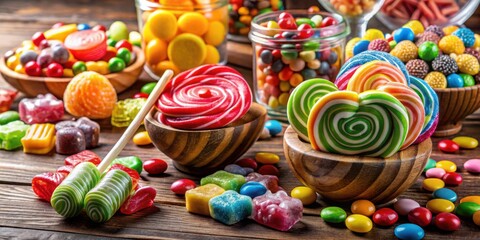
[{"left": 145, "top": 103, "right": 267, "bottom": 176}]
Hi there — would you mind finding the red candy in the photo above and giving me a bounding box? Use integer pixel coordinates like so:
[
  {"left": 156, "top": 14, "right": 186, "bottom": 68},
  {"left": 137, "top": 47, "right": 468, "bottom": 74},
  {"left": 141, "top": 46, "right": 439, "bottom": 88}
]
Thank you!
[
  {"left": 31, "top": 172, "right": 66, "bottom": 202},
  {"left": 110, "top": 163, "right": 140, "bottom": 190},
  {"left": 31, "top": 32, "right": 46, "bottom": 47},
  {"left": 64, "top": 150, "right": 101, "bottom": 166},
  {"left": 235, "top": 157, "right": 258, "bottom": 170},
  {"left": 321, "top": 16, "right": 337, "bottom": 27},
  {"left": 56, "top": 165, "right": 74, "bottom": 175},
  {"left": 120, "top": 186, "right": 157, "bottom": 215},
  {"left": 51, "top": 22, "right": 64, "bottom": 29},
  {"left": 442, "top": 172, "right": 463, "bottom": 186},
  {"left": 133, "top": 92, "right": 149, "bottom": 99},
  {"left": 64, "top": 30, "right": 107, "bottom": 61},
  {"left": 115, "top": 40, "right": 133, "bottom": 52},
  {"left": 434, "top": 212, "right": 461, "bottom": 231},
  {"left": 278, "top": 18, "right": 297, "bottom": 30},
  {"left": 45, "top": 62, "right": 64, "bottom": 77},
  {"left": 24, "top": 61, "right": 42, "bottom": 76},
  {"left": 0, "top": 89, "right": 18, "bottom": 113},
  {"left": 143, "top": 158, "right": 168, "bottom": 175},
  {"left": 258, "top": 165, "right": 280, "bottom": 177},
  {"left": 372, "top": 208, "right": 398, "bottom": 227},
  {"left": 170, "top": 179, "right": 196, "bottom": 195},
  {"left": 92, "top": 25, "right": 107, "bottom": 32},
  {"left": 438, "top": 140, "right": 460, "bottom": 153},
  {"left": 407, "top": 207, "right": 432, "bottom": 227},
  {"left": 278, "top": 12, "right": 293, "bottom": 20},
  {"left": 296, "top": 24, "right": 314, "bottom": 39}
]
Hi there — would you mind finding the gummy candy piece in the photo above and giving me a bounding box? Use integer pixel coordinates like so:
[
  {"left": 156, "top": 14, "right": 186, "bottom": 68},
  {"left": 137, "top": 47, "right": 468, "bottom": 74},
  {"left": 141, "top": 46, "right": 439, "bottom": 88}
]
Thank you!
[
  {"left": 120, "top": 186, "right": 157, "bottom": 215},
  {"left": 0, "top": 111, "right": 20, "bottom": 125},
  {"left": 64, "top": 150, "right": 101, "bottom": 166},
  {"left": 246, "top": 172, "right": 282, "bottom": 193},
  {"left": 19, "top": 93, "right": 64, "bottom": 124},
  {"left": 111, "top": 156, "right": 143, "bottom": 174},
  {"left": 186, "top": 184, "right": 225, "bottom": 216},
  {"left": 0, "top": 120, "right": 30, "bottom": 150},
  {"left": 251, "top": 191, "right": 303, "bottom": 231},
  {"left": 200, "top": 170, "right": 246, "bottom": 192},
  {"left": 111, "top": 98, "right": 146, "bottom": 127},
  {"left": 209, "top": 190, "right": 252, "bottom": 225},
  {"left": 56, "top": 117, "right": 100, "bottom": 149},
  {"left": 55, "top": 127, "right": 86, "bottom": 155},
  {"left": 56, "top": 165, "right": 74, "bottom": 175},
  {"left": 32, "top": 172, "right": 67, "bottom": 202},
  {"left": 0, "top": 89, "right": 18, "bottom": 113},
  {"left": 21, "top": 123, "right": 56, "bottom": 154}
]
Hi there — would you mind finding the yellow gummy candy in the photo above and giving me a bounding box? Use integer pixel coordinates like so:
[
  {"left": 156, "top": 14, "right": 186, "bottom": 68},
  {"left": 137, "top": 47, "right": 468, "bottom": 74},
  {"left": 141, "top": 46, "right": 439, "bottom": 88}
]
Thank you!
[
  {"left": 204, "top": 21, "right": 225, "bottom": 46},
  {"left": 203, "top": 45, "right": 220, "bottom": 64},
  {"left": 147, "top": 10, "right": 178, "bottom": 41},
  {"left": 178, "top": 12, "right": 209, "bottom": 36},
  {"left": 185, "top": 184, "right": 224, "bottom": 216},
  {"left": 168, "top": 33, "right": 207, "bottom": 71},
  {"left": 21, "top": 124, "right": 56, "bottom": 154}
]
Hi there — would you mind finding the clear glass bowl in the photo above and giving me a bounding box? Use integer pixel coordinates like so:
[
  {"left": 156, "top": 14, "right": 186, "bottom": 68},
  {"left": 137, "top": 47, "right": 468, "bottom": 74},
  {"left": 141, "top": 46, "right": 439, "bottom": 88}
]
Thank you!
[{"left": 376, "top": 0, "right": 480, "bottom": 31}]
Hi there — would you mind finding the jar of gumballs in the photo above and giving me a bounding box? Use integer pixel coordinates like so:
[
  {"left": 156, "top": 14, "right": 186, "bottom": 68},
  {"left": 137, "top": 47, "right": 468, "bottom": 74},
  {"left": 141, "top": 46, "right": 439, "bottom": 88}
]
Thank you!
[
  {"left": 228, "top": 0, "right": 285, "bottom": 42},
  {"left": 135, "top": 0, "right": 228, "bottom": 78},
  {"left": 249, "top": 10, "right": 349, "bottom": 122}
]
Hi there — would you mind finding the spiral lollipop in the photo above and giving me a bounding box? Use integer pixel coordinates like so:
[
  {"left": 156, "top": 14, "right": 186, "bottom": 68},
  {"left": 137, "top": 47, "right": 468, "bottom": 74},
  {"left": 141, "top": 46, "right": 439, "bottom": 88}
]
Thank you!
[
  {"left": 287, "top": 79, "right": 338, "bottom": 142},
  {"left": 308, "top": 90, "right": 409, "bottom": 158},
  {"left": 346, "top": 61, "right": 408, "bottom": 93},
  {"left": 377, "top": 83, "right": 425, "bottom": 149},
  {"left": 335, "top": 65, "right": 360, "bottom": 90},
  {"left": 157, "top": 65, "right": 252, "bottom": 130},
  {"left": 409, "top": 76, "right": 440, "bottom": 144}
]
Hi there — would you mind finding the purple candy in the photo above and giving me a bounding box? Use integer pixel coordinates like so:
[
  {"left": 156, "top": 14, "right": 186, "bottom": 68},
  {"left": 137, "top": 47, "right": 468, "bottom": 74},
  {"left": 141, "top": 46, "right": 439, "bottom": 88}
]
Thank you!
[
  {"left": 251, "top": 191, "right": 303, "bottom": 231},
  {"left": 55, "top": 127, "right": 86, "bottom": 155},
  {"left": 19, "top": 93, "right": 64, "bottom": 124}
]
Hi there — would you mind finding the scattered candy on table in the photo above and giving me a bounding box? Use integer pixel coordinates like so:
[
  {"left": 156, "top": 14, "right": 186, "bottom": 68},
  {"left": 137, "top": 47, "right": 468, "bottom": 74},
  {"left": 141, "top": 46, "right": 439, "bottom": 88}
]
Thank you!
[
  {"left": 132, "top": 131, "right": 152, "bottom": 145},
  {"left": 394, "top": 223, "right": 424, "bottom": 240},
  {"left": 111, "top": 156, "right": 143, "bottom": 174},
  {"left": 21, "top": 123, "right": 56, "bottom": 154},
  {"left": 372, "top": 208, "right": 398, "bottom": 227},
  {"left": 208, "top": 190, "right": 253, "bottom": 225},
  {"left": 171, "top": 179, "right": 196, "bottom": 195},
  {"left": 407, "top": 207, "right": 432, "bottom": 227},
  {"left": 345, "top": 214, "right": 373, "bottom": 233},
  {"left": 320, "top": 206, "right": 347, "bottom": 224},
  {"left": 19, "top": 94, "right": 64, "bottom": 124},
  {"left": 464, "top": 159, "right": 480, "bottom": 173},
  {"left": 290, "top": 186, "right": 316, "bottom": 206},
  {"left": 56, "top": 117, "right": 100, "bottom": 149},
  {"left": 452, "top": 136, "right": 478, "bottom": 149},
  {"left": 143, "top": 158, "right": 168, "bottom": 175},
  {"left": 0, "top": 120, "right": 30, "bottom": 150},
  {"left": 200, "top": 170, "right": 245, "bottom": 192},
  {"left": 186, "top": 183, "right": 225, "bottom": 216}
]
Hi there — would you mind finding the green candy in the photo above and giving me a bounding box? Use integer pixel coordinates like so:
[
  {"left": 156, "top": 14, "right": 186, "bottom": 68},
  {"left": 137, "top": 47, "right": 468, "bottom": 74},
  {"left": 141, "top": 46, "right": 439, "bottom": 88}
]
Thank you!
[
  {"left": 455, "top": 202, "right": 480, "bottom": 218},
  {"left": 302, "top": 41, "right": 320, "bottom": 51},
  {"left": 0, "top": 111, "right": 20, "bottom": 125},
  {"left": 129, "top": 31, "right": 142, "bottom": 48},
  {"left": 320, "top": 206, "right": 347, "bottom": 223},
  {"left": 112, "top": 156, "right": 143, "bottom": 174},
  {"left": 108, "top": 21, "right": 129, "bottom": 42},
  {"left": 459, "top": 73, "right": 475, "bottom": 87},
  {"left": 418, "top": 41, "right": 439, "bottom": 61},
  {"left": 51, "top": 162, "right": 101, "bottom": 218},
  {"left": 141, "top": 82, "right": 157, "bottom": 94},
  {"left": 111, "top": 98, "right": 146, "bottom": 127},
  {"left": 0, "top": 120, "right": 30, "bottom": 150},
  {"left": 72, "top": 61, "right": 87, "bottom": 76},
  {"left": 201, "top": 171, "right": 245, "bottom": 192},
  {"left": 424, "top": 158, "right": 437, "bottom": 172},
  {"left": 296, "top": 18, "right": 316, "bottom": 28},
  {"left": 108, "top": 57, "right": 126, "bottom": 72},
  {"left": 281, "top": 44, "right": 298, "bottom": 60},
  {"left": 116, "top": 48, "right": 131, "bottom": 65},
  {"left": 258, "top": 8, "right": 273, "bottom": 15},
  {"left": 85, "top": 169, "right": 132, "bottom": 223},
  {"left": 107, "top": 38, "right": 117, "bottom": 47}
]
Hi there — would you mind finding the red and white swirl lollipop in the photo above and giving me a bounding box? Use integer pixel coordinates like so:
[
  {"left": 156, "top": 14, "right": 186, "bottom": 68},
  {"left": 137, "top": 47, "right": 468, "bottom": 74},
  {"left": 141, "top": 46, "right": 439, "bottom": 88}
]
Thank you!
[{"left": 157, "top": 64, "right": 252, "bottom": 130}]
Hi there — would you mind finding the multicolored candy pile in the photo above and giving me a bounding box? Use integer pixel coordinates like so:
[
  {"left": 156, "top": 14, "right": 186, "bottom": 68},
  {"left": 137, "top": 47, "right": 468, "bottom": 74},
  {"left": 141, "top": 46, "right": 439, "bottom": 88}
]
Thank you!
[{"left": 228, "top": 0, "right": 284, "bottom": 37}]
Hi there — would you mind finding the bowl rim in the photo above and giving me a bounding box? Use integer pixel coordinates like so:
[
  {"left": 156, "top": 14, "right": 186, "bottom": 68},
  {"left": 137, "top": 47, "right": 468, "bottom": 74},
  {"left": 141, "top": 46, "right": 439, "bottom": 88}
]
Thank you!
[
  {"left": 0, "top": 45, "right": 145, "bottom": 83},
  {"left": 145, "top": 102, "right": 267, "bottom": 133},
  {"left": 433, "top": 84, "right": 480, "bottom": 93}
]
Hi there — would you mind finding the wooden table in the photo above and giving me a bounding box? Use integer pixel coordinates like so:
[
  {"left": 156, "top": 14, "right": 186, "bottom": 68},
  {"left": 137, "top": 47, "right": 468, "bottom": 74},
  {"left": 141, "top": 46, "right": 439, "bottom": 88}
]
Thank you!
[{"left": 0, "top": 1, "right": 479, "bottom": 239}]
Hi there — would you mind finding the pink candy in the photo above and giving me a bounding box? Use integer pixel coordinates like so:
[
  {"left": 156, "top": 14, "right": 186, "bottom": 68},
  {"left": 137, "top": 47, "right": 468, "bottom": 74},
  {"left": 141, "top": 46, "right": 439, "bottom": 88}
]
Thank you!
[
  {"left": 425, "top": 168, "right": 446, "bottom": 179},
  {"left": 251, "top": 191, "right": 303, "bottom": 231},
  {"left": 464, "top": 159, "right": 480, "bottom": 173},
  {"left": 19, "top": 93, "right": 64, "bottom": 124}
]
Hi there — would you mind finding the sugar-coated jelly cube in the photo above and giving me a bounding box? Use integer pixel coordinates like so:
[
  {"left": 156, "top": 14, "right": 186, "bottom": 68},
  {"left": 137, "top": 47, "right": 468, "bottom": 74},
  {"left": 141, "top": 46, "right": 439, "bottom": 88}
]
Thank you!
[
  {"left": 251, "top": 191, "right": 303, "bottom": 231},
  {"left": 209, "top": 190, "right": 252, "bottom": 225}
]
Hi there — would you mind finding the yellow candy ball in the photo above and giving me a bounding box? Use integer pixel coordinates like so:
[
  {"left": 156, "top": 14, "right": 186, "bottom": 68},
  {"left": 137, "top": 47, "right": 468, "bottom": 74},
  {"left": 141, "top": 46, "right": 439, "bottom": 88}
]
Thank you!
[
  {"left": 63, "top": 69, "right": 74, "bottom": 78},
  {"left": 345, "top": 37, "right": 361, "bottom": 60},
  {"left": 204, "top": 21, "right": 225, "bottom": 46},
  {"left": 95, "top": 61, "right": 110, "bottom": 75},
  {"left": 291, "top": 186, "right": 317, "bottom": 205},
  {"left": 6, "top": 56, "right": 18, "bottom": 70},
  {"left": 155, "top": 60, "right": 181, "bottom": 76},
  {"left": 363, "top": 29, "right": 384, "bottom": 41},
  {"left": 424, "top": 71, "right": 447, "bottom": 89},
  {"left": 146, "top": 38, "right": 168, "bottom": 66},
  {"left": 454, "top": 54, "right": 480, "bottom": 75},
  {"left": 168, "top": 33, "right": 207, "bottom": 71},
  {"left": 443, "top": 25, "right": 459, "bottom": 36},
  {"left": 403, "top": 20, "right": 424, "bottom": 36},
  {"left": 178, "top": 12, "right": 209, "bottom": 36},
  {"left": 439, "top": 35, "right": 465, "bottom": 55},
  {"left": 203, "top": 45, "right": 220, "bottom": 64},
  {"left": 14, "top": 64, "right": 25, "bottom": 74},
  {"left": 133, "top": 131, "right": 152, "bottom": 146},
  {"left": 147, "top": 10, "right": 178, "bottom": 41}
]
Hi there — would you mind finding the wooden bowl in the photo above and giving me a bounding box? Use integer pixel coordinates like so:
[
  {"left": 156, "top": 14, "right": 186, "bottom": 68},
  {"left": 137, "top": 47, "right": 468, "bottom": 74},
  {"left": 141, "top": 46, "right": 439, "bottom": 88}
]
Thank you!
[
  {"left": 145, "top": 103, "right": 267, "bottom": 176},
  {"left": 283, "top": 126, "right": 432, "bottom": 204},
  {"left": 434, "top": 85, "right": 480, "bottom": 136},
  {"left": 0, "top": 46, "right": 145, "bottom": 99}
]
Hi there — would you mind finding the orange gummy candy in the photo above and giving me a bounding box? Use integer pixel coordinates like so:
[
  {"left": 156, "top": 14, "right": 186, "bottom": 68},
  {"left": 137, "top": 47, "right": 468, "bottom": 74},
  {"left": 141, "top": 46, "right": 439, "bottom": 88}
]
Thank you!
[{"left": 63, "top": 71, "right": 117, "bottom": 119}]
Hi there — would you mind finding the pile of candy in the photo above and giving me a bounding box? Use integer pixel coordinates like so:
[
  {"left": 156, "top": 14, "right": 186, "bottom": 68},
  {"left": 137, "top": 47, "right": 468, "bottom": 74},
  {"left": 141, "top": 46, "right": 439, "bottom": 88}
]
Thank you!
[
  {"left": 346, "top": 21, "right": 480, "bottom": 89},
  {"left": 328, "top": 0, "right": 380, "bottom": 16},
  {"left": 31, "top": 150, "right": 158, "bottom": 222},
  {"left": 141, "top": 0, "right": 227, "bottom": 77},
  {"left": 4, "top": 21, "right": 140, "bottom": 77},
  {"left": 228, "top": 0, "right": 284, "bottom": 36},
  {"left": 253, "top": 12, "right": 343, "bottom": 113},
  {"left": 287, "top": 51, "right": 438, "bottom": 157}
]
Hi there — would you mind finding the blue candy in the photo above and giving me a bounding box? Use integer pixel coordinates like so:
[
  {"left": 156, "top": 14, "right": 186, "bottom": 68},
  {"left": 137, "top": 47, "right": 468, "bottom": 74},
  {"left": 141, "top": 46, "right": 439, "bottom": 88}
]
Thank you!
[
  {"left": 453, "top": 28, "right": 475, "bottom": 48},
  {"left": 393, "top": 28, "right": 415, "bottom": 43},
  {"left": 224, "top": 164, "right": 247, "bottom": 176},
  {"left": 447, "top": 73, "right": 464, "bottom": 88},
  {"left": 394, "top": 223, "right": 425, "bottom": 240},
  {"left": 353, "top": 40, "right": 370, "bottom": 55},
  {"left": 208, "top": 190, "right": 253, "bottom": 225},
  {"left": 265, "top": 120, "right": 282, "bottom": 136},
  {"left": 271, "top": 60, "right": 284, "bottom": 73},
  {"left": 77, "top": 23, "right": 91, "bottom": 31},
  {"left": 260, "top": 50, "right": 273, "bottom": 64},
  {"left": 433, "top": 188, "right": 457, "bottom": 202},
  {"left": 301, "top": 68, "right": 316, "bottom": 79},
  {"left": 240, "top": 181, "right": 267, "bottom": 198}
]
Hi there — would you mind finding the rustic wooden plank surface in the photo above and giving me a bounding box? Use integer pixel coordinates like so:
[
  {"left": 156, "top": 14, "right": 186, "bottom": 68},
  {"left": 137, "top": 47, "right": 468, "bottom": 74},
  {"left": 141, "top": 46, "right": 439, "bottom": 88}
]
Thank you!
[{"left": 0, "top": 0, "right": 479, "bottom": 239}]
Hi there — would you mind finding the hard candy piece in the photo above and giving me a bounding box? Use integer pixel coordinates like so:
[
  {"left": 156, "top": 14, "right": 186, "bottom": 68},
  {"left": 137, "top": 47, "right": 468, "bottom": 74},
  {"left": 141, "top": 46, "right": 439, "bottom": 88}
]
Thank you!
[
  {"left": 442, "top": 172, "right": 463, "bottom": 186},
  {"left": 235, "top": 157, "right": 257, "bottom": 170},
  {"left": 133, "top": 131, "right": 152, "bottom": 146},
  {"left": 460, "top": 195, "right": 480, "bottom": 205},
  {"left": 239, "top": 182, "right": 267, "bottom": 199},
  {"left": 452, "top": 136, "right": 478, "bottom": 149},
  {"left": 436, "top": 160, "right": 457, "bottom": 172},
  {"left": 351, "top": 199, "right": 376, "bottom": 217},
  {"left": 111, "top": 98, "right": 147, "bottom": 127},
  {"left": 167, "top": 33, "right": 206, "bottom": 71},
  {"left": 394, "top": 223, "right": 424, "bottom": 240},
  {"left": 21, "top": 123, "right": 56, "bottom": 154},
  {"left": 433, "top": 188, "right": 457, "bottom": 202},
  {"left": 320, "top": 206, "right": 347, "bottom": 224},
  {"left": 474, "top": 211, "right": 480, "bottom": 226},
  {"left": 455, "top": 202, "right": 480, "bottom": 218},
  {"left": 19, "top": 94, "right": 64, "bottom": 124},
  {"left": 394, "top": 198, "right": 420, "bottom": 216},
  {"left": 246, "top": 172, "right": 281, "bottom": 193},
  {"left": 186, "top": 184, "right": 225, "bottom": 216},
  {"left": 209, "top": 190, "right": 252, "bottom": 225},
  {"left": 434, "top": 212, "right": 461, "bottom": 231},
  {"left": 464, "top": 159, "right": 480, "bottom": 173},
  {"left": 120, "top": 186, "right": 157, "bottom": 215},
  {"left": 200, "top": 171, "right": 245, "bottom": 192},
  {"left": 31, "top": 172, "right": 67, "bottom": 202},
  {"left": 345, "top": 214, "right": 373, "bottom": 233},
  {"left": 422, "top": 178, "right": 445, "bottom": 192},
  {"left": 426, "top": 199, "right": 455, "bottom": 214},
  {"left": 0, "top": 89, "right": 18, "bottom": 113},
  {"left": 372, "top": 208, "right": 398, "bottom": 227},
  {"left": 55, "top": 127, "right": 86, "bottom": 155},
  {"left": 423, "top": 158, "right": 437, "bottom": 172},
  {"left": 438, "top": 140, "right": 459, "bottom": 153},
  {"left": 290, "top": 186, "right": 316, "bottom": 206},
  {"left": 171, "top": 179, "right": 196, "bottom": 195},
  {"left": 407, "top": 207, "right": 432, "bottom": 227},
  {"left": 0, "top": 120, "right": 30, "bottom": 150},
  {"left": 143, "top": 159, "right": 168, "bottom": 175},
  {"left": 251, "top": 191, "right": 303, "bottom": 231},
  {"left": 64, "top": 150, "right": 101, "bottom": 166},
  {"left": 64, "top": 30, "right": 107, "bottom": 62},
  {"left": 258, "top": 165, "right": 279, "bottom": 177},
  {"left": 224, "top": 164, "right": 247, "bottom": 176},
  {"left": 425, "top": 168, "right": 446, "bottom": 179},
  {"left": 111, "top": 156, "right": 143, "bottom": 175},
  {"left": 264, "top": 120, "right": 282, "bottom": 136},
  {"left": 109, "top": 21, "right": 129, "bottom": 41}
]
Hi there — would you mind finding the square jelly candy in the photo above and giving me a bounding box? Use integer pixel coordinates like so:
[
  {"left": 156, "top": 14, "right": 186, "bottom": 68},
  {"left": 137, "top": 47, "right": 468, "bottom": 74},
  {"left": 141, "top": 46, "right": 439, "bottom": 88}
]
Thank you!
[
  {"left": 111, "top": 98, "right": 146, "bottom": 127},
  {"left": 21, "top": 123, "right": 56, "bottom": 154},
  {"left": 56, "top": 117, "right": 100, "bottom": 149},
  {"left": 209, "top": 190, "right": 252, "bottom": 225},
  {"left": 200, "top": 170, "right": 246, "bottom": 192},
  {"left": 186, "top": 184, "right": 225, "bottom": 216},
  {"left": 246, "top": 172, "right": 282, "bottom": 193},
  {"left": 0, "top": 120, "right": 30, "bottom": 150},
  {"left": 251, "top": 191, "right": 303, "bottom": 231},
  {"left": 19, "top": 93, "right": 64, "bottom": 124}
]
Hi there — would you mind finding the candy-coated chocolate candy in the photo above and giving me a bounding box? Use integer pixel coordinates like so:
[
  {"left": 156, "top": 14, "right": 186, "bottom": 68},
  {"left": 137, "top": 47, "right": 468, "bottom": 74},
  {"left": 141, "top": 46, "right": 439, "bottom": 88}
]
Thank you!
[
  {"left": 133, "top": 92, "right": 148, "bottom": 99},
  {"left": 255, "top": 152, "right": 280, "bottom": 164},
  {"left": 112, "top": 156, "right": 143, "bottom": 174},
  {"left": 171, "top": 179, "right": 196, "bottom": 195},
  {"left": 20, "top": 50, "right": 38, "bottom": 66},
  {"left": 235, "top": 157, "right": 257, "bottom": 170},
  {"left": 407, "top": 207, "right": 432, "bottom": 227},
  {"left": 434, "top": 212, "right": 461, "bottom": 231},
  {"left": 394, "top": 198, "right": 420, "bottom": 216},
  {"left": 351, "top": 199, "right": 376, "bottom": 217},
  {"left": 447, "top": 73, "right": 464, "bottom": 88},
  {"left": 436, "top": 160, "right": 457, "bottom": 172},
  {"left": 393, "top": 28, "right": 415, "bottom": 43},
  {"left": 72, "top": 61, "right": 87, "bottom": 75},
  {"left": 24, "top": 61, "right": 41, "bottom": 76},
  {"left": 0, "top": 111, "right": 20, "bottom": 125},
  {"left": 143, "top": 158, "right": 167, "bottom": 175},
  {"left": 115, "top": 40, "right": 133, "bottom": 52},
  {"left": 108, "top": 57, "right": 126, "bottom": 72},
  {"left": 52, "top": 45, "right": 70, "bottom": 64},
  {"left": 426, "top": 199, "right": 455, "bottom": 214},
  {"left": 264, "top": 120, "right": 282, "bottom": 136},
  {"left": 32, "top": 32, "right": 46, "bottom": 47},
  {"left": 278, "top": 18, "right": 296, "bottom": 29},
  {"left": 132, "top": 131, "right": 152, "bottom": 146},
  {"left": 141, "top": 82, "right": 157, "bottom": 94},
  {"left": 424, "top": 158, "right": 437, "bottom": 172},
  {"left": 464, "top": 159, "right": 480, "bottom": 173},
  {"left": 455, "top": 202, "right": 480, "bottom": 218},
  {"left": 422, "top": 178, "right": 445, "bottom": 192},
  {"left": 239, "top": 181, "right": 267, "bottom": 199},
  {"left": 46, "top": 62, "right": 64, "bottom": 77},
  {"left": 438, "top": 140, "right": 460, "bottom": 153},
  {"left": 345, "top": 214, "right": 373, "bottom": 233},
  {"left": 321, "top": 16, "right": 337, "bottom": 27},
  {"left": 353, "top": 40, "right": 370, "bottom": 55},
  {"left": 320, "top": 206, "right": 347, "bottom": 224},
  {"left": 425, "top": 168, "right": 446, "bottom": 179},
  {"left": 372, "top": 208, "right": 398, "bottom": 227},
  {"left": 474, "top": 211, "right": 480, "bottom": 226},
  {"left": 460, "top": 196, "right": 480, "bottom": 205},
  {"left": 442, "top": 172, "right": 463, "bottom": 186},
  {"left": 224, "top": 164, "right": 247, "bottom": 176},
  {"left": 433, "top": 188, "right": 457, "bottom": 202},
  {"left": 394, "top": 223, "right": 424, "bottom": 240},
  {"left": 290, "top": 186, "right": 316, "bottom": 205},
  {"left": 116, "top": 48, "right": 131, "bottom": 65},
  {"left": 418, "top": 41, "right": 439, "bottom": 61},
  {"left": 77, "top": 23, "right": 90, "bottom": 31}
]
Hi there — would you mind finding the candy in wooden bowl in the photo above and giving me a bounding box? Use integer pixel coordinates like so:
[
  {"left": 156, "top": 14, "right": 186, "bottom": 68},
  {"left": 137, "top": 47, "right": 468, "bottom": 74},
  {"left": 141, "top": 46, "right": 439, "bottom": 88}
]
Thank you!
[{"left": 0, "top": 46, "right": 144, "bottom": 99}]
